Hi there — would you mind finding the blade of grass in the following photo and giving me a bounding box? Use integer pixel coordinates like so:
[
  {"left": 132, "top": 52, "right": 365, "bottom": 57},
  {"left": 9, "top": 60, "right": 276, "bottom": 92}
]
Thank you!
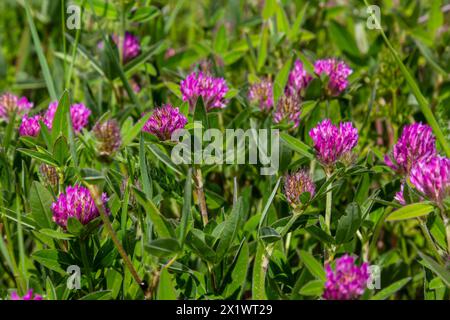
[{"left": 24, "top": 1, "right": 58, "bottom": 100}]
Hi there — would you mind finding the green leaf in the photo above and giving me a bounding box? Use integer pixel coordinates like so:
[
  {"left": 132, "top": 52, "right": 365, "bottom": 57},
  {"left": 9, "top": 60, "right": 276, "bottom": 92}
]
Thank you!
[
  {"left": 299, "top": 279, "right": 325, "bottom": 296},
  {"left": 46, "top": 277, "right": 57, "bottom": 300},
  {"left": 215, "top": 197, "right": 242, "bottom": 262},
  {"left": 280, "top": 133, "right": 314, "bottom": 159},
  {"left": 122, "top": 113, "right": 152, "bottom": 147},
  {"left": 386, "top": 203, "right": 434, "bottom": 221},
  {"left": 32, "top": 249, "right": 73, "bottom": 274},
  {"left": 223, "top": 241, "right": 249, "bottom": 298},
  {"left": 257, "top": 25, "right": 269, "bottom": 71},
  {"left": 147, "top": 143, "right": 183, "bottom": 176},
  {"left": 299, "top": 250, "right": 326, "bottom": 282},
  {"left": 259, "top": 227, "right": 281, "bottom": 244},
  {"left": 157, "top": 269, "right": 178, "bottom": 300},
  {"left": 418, "top": 252, "right": 450, "bottom": 287},
  {"left": 262, "top": 0, "right": 276, "bottom": 20},
  {"left": 51, "top": 91, "right": 71, "bottom": 142},
  {"left": 29, "top": 182, "right": 54, "bottom": 229},
  {"left": 273, "top": 58, "right": 292, "bottom": 105},
  {"left": 328, "top": 20, "right": 359, "bottom": 56},
  {"left": 275, "top": 6, "right": 290, "bottom": 34},
  {"left": 66, "top": 217, "right": 84, "bottom": 236},
  {"left": 18, "top": 148, "right": 59, "bottom": 167},
  {"left": 427, "top": 0, "right": 443, "bottom": 38},
  {"left": 335, "top": 202, "right": 362, "bottom": 244},
  {"left": 53, "top": 136, "right": 70, "bottom": 166},
  {"left": 134, "top": 192, "right": 174, "bottom": 238},
  {"left": 146, "top": 238, "right": 181, "bottom": 258},
  {"left": 370, "top": 277, "right": 411, "bottom": 300},
  {"left": 185, "top": 229, "right": 216, "bottom": 262},
  {"left": 39, "top": 229, "right": 74, "bottom": 240},
  {"left": 214, "top": 25, "right": 228, "bottom": 54}
]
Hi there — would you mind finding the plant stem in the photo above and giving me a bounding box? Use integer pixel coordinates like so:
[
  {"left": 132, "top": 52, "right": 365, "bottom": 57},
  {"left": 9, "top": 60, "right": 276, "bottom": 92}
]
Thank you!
[
  {"left": 80, "top": 240, "right": 93, "bottom": 292},
  {"left": 418, "top": 218, "right": 444, "bottom": 265},
  {"left": 86, "top": 184, "right": 147, "bottom": 293},
  {"left": 324, "top": 173, "right": 333, "bottom": 262},
  {"left": 193, "top": 167, "right": 208, "bottom": 226},
  {"left": 325, "top": 174, "right": 332, "bottom": 234}
]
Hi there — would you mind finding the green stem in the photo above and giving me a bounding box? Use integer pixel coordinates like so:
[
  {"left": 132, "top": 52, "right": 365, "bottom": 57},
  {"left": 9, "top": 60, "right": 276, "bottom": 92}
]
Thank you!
[
  {"left": 193, "top": 167, "right": 208, "bottom": 227},
  {"left": 80, "top": 240, "right": 93, "bottom": 292},
  {"left": 325, "top": 175, "right": 332, "bottom": 234},
  {"left": 324, "top": 173, "right": 333, "bottom": 262},
  {"left": 418, "top": 219, "right": 444, "bottom": 265}
]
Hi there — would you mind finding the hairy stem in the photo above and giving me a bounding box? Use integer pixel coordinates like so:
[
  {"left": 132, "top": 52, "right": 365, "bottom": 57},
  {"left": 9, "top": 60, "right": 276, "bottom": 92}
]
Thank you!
[{"left": 193, "top": 167, "right": 208, "bottom": 226}]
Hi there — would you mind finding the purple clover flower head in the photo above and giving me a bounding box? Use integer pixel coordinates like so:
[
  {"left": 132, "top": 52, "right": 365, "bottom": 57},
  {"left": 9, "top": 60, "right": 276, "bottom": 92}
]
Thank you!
[
  {"left": 180, "top": 71, "right": 229, "bottom": 111},
  {"left": 93, "top": 119, "right": 122, "bottom": 158},
  {"left": 384, "top": 123, "right": 436, "bottom": 175},
  {"left": 43, "top": 101, "right": 57, "bottom": 129},
  {"left": 51, "top": 185, "right": 109, "bottom": 228},
  {"left": 70, "top": 103, "right": 91, "bottom": 132},
  {"left": 19, "top": 115, "right": 41, "bottom": 137},
  {"left": 117, "top": 32, "right": 141, "bottom": 63},
  {"left": 309, "top": 119, "right": 358, "bottom": 167},
  {"left": 143, "top": 104, "right": 188, "bottom": 141},
  {"left": 273, "top": 95, "right": 302, "bottom": 128},
  {"left": 410, "top": 156, "right": 450, "bottom": 206},
  {"left": 314, "top": 58, "right": 352, "bottom": 95},
  {"left": 286, "top": 59, "right": 312, "bottom": 96},
  {"left": 44, "top": 101, "right": 91, "bottom": 133},
  {"left": 10, "top": 289, "right": 43, "bottom": 300},
  {"left": 98, "top": 32, "right": 140, "bottom": 63},
  {"left": 0, "top": 93, "right": 33, "bottom": 121},
  {"left": 323, "top": 254, "right": 370, "bottom": 300},
  {"left": 284, "top": 170, "right": 316, "bottom": 208},
  {"left": 248, "top": 79, "right": 274, "bottom": 111}
]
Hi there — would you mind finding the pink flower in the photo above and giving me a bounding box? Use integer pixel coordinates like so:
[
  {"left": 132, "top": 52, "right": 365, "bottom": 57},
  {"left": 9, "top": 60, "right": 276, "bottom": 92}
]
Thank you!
[
  {"left": 143, "top": 104, "right": 188, "bottom": 141},
  {"left": 44, "top": 101, "right": 91, "bottom": 133},
  {"left": 248, "top": 79, "right": 274, "bottom": 111},
  {"left": 284, "top": 170, "right": 316, "bottom": 207},
  {"left": 314, "top": 58, "right": 352, "bottom": 95},
  {"left": 409, "top": 156, "right": 450, "bottom": 206},
  {"left": 309, "top": 119, "right": 358, "bottom": 167},
  {"left": 323, "top": 254, "right": 370, "bottom": 300},
  {"left": 51, "top": 185, "right": 109, "bottom": 228},
  {"left": 286, "top": 60, "right": 312, "bottom": 96},
  {"left": 19, "top": 115, "right": 41, "bottom": 137},
  {"left": 180, "top": 71, "right": 228, "bottom": 111},
  {"left": 0, "top": 93, "right": 33, "bottom": 121},
  {"left": 10, "top": 289, "right": 43, "bottom": 300},
  {"left": 384, "top": 123, "right": 436, "bottom": 175},
  {"left": 273, "top": 95, "right": 302, "bottom": 128}
]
